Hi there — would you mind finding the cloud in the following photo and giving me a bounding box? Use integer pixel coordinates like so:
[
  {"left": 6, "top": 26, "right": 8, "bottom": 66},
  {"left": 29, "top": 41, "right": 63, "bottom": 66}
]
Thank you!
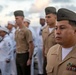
[
  {"left": 24, "top": 11, "right": 30, "bottom": 17},
  {"left": 28, "top": 0, "right": 50, "bottom": 13},
  {"left": 55, "top": 3, "right": 76, "bottom": 12},
  {"left": 5, "top": 12, "right": 13, "bottom": 16},
  {"left": 8, "top": 0, "right": 31, "bottom": 2},
  {"left": 0, "top": 0, "right": 75, "bottom": 27},
  {"left": 0, "top": 5, "right": 4, "bottom": 12},
  {"left": 62, "top": 5, "right": 76, "bottom": 11},
  {"left": 52, "top": 0, "right": 71, "bottom": 3}
]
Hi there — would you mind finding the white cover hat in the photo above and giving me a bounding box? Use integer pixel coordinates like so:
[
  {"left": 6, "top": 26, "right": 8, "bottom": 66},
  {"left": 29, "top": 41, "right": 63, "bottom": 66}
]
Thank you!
[
  {"left": 39, "top": 11, "right": 45, "bottom": 19},
  {"left": 24, "top": 18, "right": 31, "bottom": 23},
  {"left": 39, "top": 15, "right": 45, "bottom": 19},
  {"left": 0, "top": 27, "right": 9, "bottom": 33},
  {"left": 8, "top": 21, "right": 15, "bottom": 26}
]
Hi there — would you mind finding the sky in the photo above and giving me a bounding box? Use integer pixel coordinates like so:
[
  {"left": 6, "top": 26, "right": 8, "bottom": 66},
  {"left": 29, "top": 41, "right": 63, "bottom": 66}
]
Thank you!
[{"left": 0, "top": 0, "right": 76, "bottom": 26}]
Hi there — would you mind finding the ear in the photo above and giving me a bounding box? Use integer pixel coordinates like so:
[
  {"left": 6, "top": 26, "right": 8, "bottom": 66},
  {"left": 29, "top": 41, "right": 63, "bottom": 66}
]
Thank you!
[
  {"left": 75, "top": 29, "right": 76, "bottom": 32},
  {"left": 74, "top": 28, "right": 76, "bottom": 33},
  {"left": 54, "top": 15, "right": 57, "bottom": 19}
]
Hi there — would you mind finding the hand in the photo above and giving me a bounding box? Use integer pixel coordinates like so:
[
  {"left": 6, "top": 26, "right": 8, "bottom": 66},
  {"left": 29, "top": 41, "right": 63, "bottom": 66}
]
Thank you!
[{"left": 27, "top": 59, "right": 31, "bottom": 66}]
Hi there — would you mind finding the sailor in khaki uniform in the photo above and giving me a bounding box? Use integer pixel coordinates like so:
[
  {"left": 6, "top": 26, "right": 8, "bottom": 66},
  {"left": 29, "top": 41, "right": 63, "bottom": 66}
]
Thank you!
[
  {"left": 42, "top": 26, "right": 56, "bottom": 56},
  {"left": 46, "top": 8, "right": 76, "bottom": 75},
  {"left": 42, "top": 7, "right": 57, "bottom": 75},
  {"left": 14, "top": 10, "right": 34, "bottom": 75},
  {"left": 42, "top": 7, "right": 57, "bottom": 57}
]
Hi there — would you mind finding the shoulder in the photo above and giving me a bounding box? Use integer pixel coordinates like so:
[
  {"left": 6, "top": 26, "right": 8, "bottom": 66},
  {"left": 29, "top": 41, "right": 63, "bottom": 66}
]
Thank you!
[
  {"left": 3, "top": 35, "right": 12, "bottom": 43},
  {"left": 42, "top": 25, "right": 49, "bottom": 34},
  {"left": 42, "top": 25, "right": 48, "bottom": 31},
  {"left": 21, "top": 26, "right": 31, "bottom": 33},
  {"left": 47, "top": 44, "right": 60, "bottom": 56},
  {"left": 4, "top": 35, "right": 10, "bottom": 40}
]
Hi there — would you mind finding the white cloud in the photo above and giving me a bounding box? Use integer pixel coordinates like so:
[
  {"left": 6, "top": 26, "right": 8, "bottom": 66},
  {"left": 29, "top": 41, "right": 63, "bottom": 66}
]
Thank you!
[
  {"left": 52, "top": 0, "right": 71, "bottom": 3},
  {"left": 0, "top": 0, "right": 33, "bottom": 25},
  {"left": 9, "top": 0, "right": 26, "bottom": 1},
  {"left": 0, "top": 0, "right": 76, "bottom": 27},
  {"left": 29, "top": 0, "right": 50, "bottom": 13}
]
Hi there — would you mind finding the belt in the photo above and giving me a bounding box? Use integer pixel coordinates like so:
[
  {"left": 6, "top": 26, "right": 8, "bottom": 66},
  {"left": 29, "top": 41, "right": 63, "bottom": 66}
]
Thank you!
[
  {"left": 16, "top": 50, "right": 28, "bottom": 54},
  {"left": 17, "top": 52, "right": 29, "bottom": 54}
]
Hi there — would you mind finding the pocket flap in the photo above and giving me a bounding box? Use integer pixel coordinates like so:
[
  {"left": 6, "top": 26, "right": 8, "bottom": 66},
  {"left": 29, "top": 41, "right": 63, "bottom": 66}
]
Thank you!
[{"left": 46, "top": 66, "right": 54, "bottom": 73}]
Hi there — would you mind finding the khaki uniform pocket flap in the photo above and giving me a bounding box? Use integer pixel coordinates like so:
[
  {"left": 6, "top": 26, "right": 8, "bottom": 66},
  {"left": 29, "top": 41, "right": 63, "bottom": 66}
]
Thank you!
[{"left": 46, "top": 66, "right": 54, "bottom": 73}]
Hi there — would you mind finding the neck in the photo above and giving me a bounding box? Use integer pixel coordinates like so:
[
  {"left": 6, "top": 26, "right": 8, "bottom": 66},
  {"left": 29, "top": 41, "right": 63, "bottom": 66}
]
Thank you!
[
  {"left": 9, "top": 28, "right": 12, "bottom": 31},
  {"left": 48, "top": 24, "right": 55, "bottom": 28},
  {"left": 19, "top": 24, "right": 23, "bottom": 29},
  {"left": 48, "top": 22, "right": 56, "bottom": 28},
  {"left": 62, "top": 40, "right": 76, "bottom": 48}
]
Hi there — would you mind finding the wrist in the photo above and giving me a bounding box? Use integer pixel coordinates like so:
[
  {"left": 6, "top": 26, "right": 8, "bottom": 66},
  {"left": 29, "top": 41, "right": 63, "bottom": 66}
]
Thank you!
[{"left": 29, "top": 57, "right": 32, "bottom": 60}]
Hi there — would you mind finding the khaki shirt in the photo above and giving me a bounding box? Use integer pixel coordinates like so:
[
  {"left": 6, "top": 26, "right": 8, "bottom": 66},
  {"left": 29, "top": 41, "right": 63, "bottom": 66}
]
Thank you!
[
  {"left": 15, "top": 26, "right": 33, "bottom": 53},
  {"left": 46, "top": 44, "right": 76, "bottom": 75},
  {"left": 42, "top": 25, "right": 56, "bottom": 56}
]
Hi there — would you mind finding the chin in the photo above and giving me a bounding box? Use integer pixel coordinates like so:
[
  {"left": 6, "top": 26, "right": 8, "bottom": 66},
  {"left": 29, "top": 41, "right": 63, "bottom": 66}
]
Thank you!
[{"left": 56, "top": 41, "right": 63, "bottom": 45}]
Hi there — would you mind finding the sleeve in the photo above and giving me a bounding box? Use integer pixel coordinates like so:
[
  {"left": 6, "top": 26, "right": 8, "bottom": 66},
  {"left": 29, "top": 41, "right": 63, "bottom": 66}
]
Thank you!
[
  {"left": 5, "top": 40, "right": 13, "bottom": 60},
  {"left": 24, "top": 29, "right": 33, "bottom": 43},
  {"left": 0, "top": 39, "right": 13, "bottom": 60},
  {"left": 0, "top": 40, "right": 5, "bottom": 49}
]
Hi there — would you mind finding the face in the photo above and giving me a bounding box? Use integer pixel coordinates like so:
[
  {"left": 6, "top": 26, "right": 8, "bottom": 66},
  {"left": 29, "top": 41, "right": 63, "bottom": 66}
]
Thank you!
[
  {"left": 24, "top": 21, "right": 29, "bottom": 27},
  {"left": 40, "top": 18, "right": 45, "bottom": 26},
  {"left": 15, "top": 16, "right": 23, "bottom": 25},
  {"left": 55, "top": 20, "right": 76, "bottom": 47},
  {"left": 7, "top": 24, "right": 13, "bottom": 30},
  {"left": 0, "top": 30, "right": 6, "bottom": 37},
  {"left": 45, "top": 13, "right": 56, "bottom": 26}
]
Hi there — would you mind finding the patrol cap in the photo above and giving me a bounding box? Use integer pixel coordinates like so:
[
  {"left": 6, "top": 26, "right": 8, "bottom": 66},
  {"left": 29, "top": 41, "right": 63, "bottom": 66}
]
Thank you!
[
  {"left": 0, "top": 27, "right": 9, "bottom": 33},
  {"left": 14, "top": 10, "right": 24, "bottom": 17},
  {"left": 57, "top": 8, "right": 76, "bottom": 22},
  {"left": 24, "top": 19, "right": 31, "bottom": 24},
  {"left": 45, "top": 7, "right": 56, "bottom": 15}
]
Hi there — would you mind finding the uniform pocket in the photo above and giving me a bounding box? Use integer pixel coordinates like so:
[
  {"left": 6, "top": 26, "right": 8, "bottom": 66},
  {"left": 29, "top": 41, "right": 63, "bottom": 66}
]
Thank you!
[{"left": 46, "top": 66, "right": 54, "bottom": 74}]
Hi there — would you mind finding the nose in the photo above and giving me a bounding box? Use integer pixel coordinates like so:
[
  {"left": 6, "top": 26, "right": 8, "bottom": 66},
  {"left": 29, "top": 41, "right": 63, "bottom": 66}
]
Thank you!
[{"left": 55, "top": 28, "right": 61, "bottom": 35}]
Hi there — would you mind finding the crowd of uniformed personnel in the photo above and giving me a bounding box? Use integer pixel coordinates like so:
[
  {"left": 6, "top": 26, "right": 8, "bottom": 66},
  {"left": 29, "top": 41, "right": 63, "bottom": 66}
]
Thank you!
[{"left": 0, "top": 6, "right": 76, "bottom": 75}]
